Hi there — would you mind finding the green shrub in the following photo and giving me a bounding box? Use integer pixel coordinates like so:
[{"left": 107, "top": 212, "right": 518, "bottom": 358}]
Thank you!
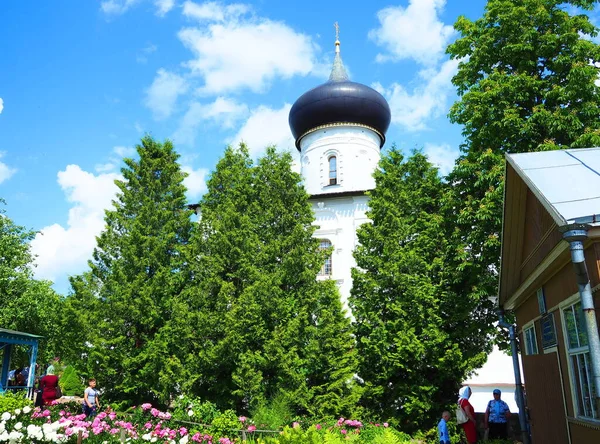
[
  {"left": 0, "top": 391, "right": 33, "bottom": 413},
  {"left": 59, "top": 365, "right": 85, "bottom": 396},
  {"left": 251, "top": 394, "right": 294, "bottom": 430},
  {"left": 211, "top": 409, "right": 240, "bottom": 439},
  {"left": 172, "top": 394, "right": 220, "bottom": 424}
]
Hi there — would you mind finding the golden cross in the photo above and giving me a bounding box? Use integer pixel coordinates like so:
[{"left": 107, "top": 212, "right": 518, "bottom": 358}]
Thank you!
[{"left": 334, "top": 22, "right": 340, "bottom": 41}]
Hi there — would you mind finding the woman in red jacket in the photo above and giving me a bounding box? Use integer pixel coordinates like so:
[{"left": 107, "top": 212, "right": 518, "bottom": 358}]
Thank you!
[
  {"left": 458, "top": 386, "right": 478, "bottom": 443},
  {"left": 39, "top": 369, "right": 60, "bottom": 405}
]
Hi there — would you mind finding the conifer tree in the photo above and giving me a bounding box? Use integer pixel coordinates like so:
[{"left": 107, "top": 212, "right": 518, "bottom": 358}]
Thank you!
[
  {"left": 73, "top": 136, "right": 193, "bottom": 406},
  {"left": 350, "top": 149, "right": 466, "bottom": 432},
  {"left": 187, "top": 145, "right": 359, "bottom": 416}
]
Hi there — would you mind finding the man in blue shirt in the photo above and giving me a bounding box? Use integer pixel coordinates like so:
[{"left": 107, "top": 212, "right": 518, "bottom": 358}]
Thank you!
[
  {"left": 438, "top": 411, "right": 451, "bottom": 444},
  {"left": 485, "top": 388, "right": 511, "bottom": 439}
]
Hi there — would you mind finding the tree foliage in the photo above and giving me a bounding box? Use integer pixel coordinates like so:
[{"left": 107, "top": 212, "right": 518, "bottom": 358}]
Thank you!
[
  {"left": 444, "top": 0, "right": 600, "bottom": 349},
  {"left": 0, "top": 200, "right": 61, "bottom": 364},
  {"left": 68, "top": 136, "right": 194, "bottom": 406},
  {"left": 185, "top": 145, "right": 359, "bottom": 417},
  {"left": 350, "top": 149, "right": 473, "bottom": 432}
]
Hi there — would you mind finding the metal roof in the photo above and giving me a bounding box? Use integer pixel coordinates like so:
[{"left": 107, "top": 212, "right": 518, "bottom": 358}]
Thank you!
[
  {"left": 506, "top": 148, "right": 600, "bottom": 227},
  {"left": 0, "top": 328, "right": 43, "bottom": 339}
]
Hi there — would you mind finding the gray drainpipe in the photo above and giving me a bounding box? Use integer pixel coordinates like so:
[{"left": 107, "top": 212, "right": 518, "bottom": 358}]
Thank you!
[
  {"left": 498, "top": 311, "right": 530, "bottom": 444},
  {"left": 562, "top": 227, "right": 600, "bottom": 416}
]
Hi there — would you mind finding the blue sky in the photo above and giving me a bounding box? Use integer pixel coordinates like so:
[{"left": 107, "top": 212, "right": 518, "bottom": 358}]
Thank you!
[{"left": 0, "top": 0, "right": 490, "bottom": 293}]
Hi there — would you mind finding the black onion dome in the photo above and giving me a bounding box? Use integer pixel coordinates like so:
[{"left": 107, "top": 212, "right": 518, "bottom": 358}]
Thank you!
[{"left": 289, "top": 42, "right": 391, "bottom": 150}]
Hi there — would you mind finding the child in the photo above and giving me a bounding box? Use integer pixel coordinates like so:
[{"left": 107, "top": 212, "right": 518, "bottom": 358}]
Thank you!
[
  {"left": 438, "top": 411, "right": 451, "bottom": 444},
  {"left": 83, "top": 378, "right": 100, "bottom": 418}
]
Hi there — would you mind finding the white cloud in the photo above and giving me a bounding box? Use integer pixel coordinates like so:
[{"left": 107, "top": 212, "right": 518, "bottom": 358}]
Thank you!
[
  {"left": 144, "top": 69, "right": 189, "bottom": 120},
  {"left": 174, "top": 97, "right": 249, "bottom": 145},
  {"left": 136, "top": 43, "right": 158, "bottom": 64},
  {"left": 113, "top": 145, "right": 137, "bottom": 157},
  {"left": 0, "top": 97, "right": 3, "bottom": 114},
  {"left": 369, "top": 0, "right": 455, "bottom": 66},
  {"left": 231, "top": 103, "right": 296, "bottom": 158},
  {"left": 154, "top": 0, "right": 175, "bottom": 16},
  {"left": 178, "top": 2, "right": 318, "bottom": 94},
  {"left": 31, "top": 166, "right": 121, "bottom": 283},
  {"left": 182, "top": 166, "right": 209, "bottom": 199},
  {"left": 374, "top": 58, "right": 459, "bottom": 131},
  {"left": 423, "top": 142, "right": 459, "bottom": 176},
  {"left": 0, "top": 152, "right": 17, "bottom": 184},
  {"left": 101, "top": 0, "right": 173, "bottom": 16},
  {"left": 182, "top": 1, "right": 250, "bottom": 21},
  {"left": 100, "top": 0, "right": 140, "bottom": 15},
  {"left": 95, "top": 162, "right": 117, "bottom": 173}
]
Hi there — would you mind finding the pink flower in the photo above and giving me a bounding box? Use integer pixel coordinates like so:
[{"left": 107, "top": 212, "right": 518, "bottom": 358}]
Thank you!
[
  {"left": 144, "top": 422, "right": 152, "bottom": 429},
  {"left": 247, "top": 425, "right": 256, "bottom": 432},
  {"left": 179, "top": 427, "right": 188, "bottom": 436},
  {"left": 383, "top": 422, "right": 389, "bottom": 427},
  {"left": 141, "top": 403, "right": 152, "bottom": 411},
  {"left": 238, "top": 416, "right": 247, "bottom": 423},
  {"left": 316, "top": 424, "right": 322, "bottom": 430},
  {"left": 340, "top": 429, "right": 347, "bottom": 435},
  {"left": 292, "top": 422, "right": 300, "bottom": 429}
]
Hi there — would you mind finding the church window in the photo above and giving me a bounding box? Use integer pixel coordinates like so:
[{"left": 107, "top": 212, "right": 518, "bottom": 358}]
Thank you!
[
  {"left": 318, "top": 239, "right": 333, "bottom": 276},
  {"left": 328, "top": 156, "right": 337, "bottom": 185}
]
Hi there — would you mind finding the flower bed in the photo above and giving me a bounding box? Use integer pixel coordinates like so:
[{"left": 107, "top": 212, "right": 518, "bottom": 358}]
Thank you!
[{"left": 0, "top": 402, "right": 431, "bottom": 443}]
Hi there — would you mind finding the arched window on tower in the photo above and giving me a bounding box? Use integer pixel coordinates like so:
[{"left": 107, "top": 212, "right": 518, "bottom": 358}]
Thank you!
[
  {"left": 318, "top": 239, "right": 333, "bottom": 276},
  {"left": 328, "top": 156, "right": 337, "bottom": 185}
]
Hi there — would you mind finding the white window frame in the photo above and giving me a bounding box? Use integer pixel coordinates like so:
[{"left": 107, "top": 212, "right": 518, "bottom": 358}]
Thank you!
[
  {"left": 328, "top": 156, "right": 337, "bottom": 186},
  {"left": 523, "top": 323, "right": 538, "bottom": 355},
  {"left": 318, "top": 239, "right": 333, "bottom": 277},
  {"left": 561, "top": 297, "right": 598, "bottom": 420}
]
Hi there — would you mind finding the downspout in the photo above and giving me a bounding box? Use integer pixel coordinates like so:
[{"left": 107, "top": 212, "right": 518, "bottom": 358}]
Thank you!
[
  {"left": 498, "top": 311, "right": 530, "bottom": 444},
  {"left": 562, "top": 227, "right": 600, "bottom": 416}
]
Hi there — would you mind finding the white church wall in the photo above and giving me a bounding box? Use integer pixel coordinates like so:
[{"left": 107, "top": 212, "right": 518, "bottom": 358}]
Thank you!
[
  {"left": 311, "top": 194, "right": 370, "bottom": 310},
  {"left": 300, "top": 126, "right": 381, "bottom": 196}
]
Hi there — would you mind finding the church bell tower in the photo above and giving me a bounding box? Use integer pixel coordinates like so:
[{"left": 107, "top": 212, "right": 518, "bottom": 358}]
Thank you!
[{"left": 288, "top": 25, "right": 391, "bottom": 308}]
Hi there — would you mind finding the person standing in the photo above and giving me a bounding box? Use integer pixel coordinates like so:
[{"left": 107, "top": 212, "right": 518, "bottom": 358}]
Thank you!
[
  {"left": 458, "top": 386, "right": 478, "bottom": 444},
  {"left": 39, "top": 369, "right": 60, "bottom": 405},
  {"left": 83, "top": 379, "right": 100, "bottom": 418},
  {"left": 484, "top": 388, "right": 511, "bottom": 439},
  {"left": 438, "top": 411, "right": 451, "bottom": 444}
]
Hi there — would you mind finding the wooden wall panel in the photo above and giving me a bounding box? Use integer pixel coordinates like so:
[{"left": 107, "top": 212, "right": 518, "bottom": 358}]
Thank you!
[
  {"left": 522, "top": 353, "right": 569, "bottom": 444},
  {"left": 569, "top": 422, "right": 600, "bottom": 443}
]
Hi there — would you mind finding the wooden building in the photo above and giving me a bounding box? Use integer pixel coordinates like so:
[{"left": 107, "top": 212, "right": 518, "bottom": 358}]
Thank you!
[{"left": 499, "top": 148, "right": 600, "bottom": 443}]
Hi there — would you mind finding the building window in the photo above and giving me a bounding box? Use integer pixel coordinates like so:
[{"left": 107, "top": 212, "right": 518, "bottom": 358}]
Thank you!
[
  {"left": 537, "top": 287, "right": 547, "bottom": 314},
  {"left": 563, "top": 301, "right": 598, "bottom": 419},
  {"left": 328, "top": 156, "right": 337, "bottom": 185},
  {"left": 523, "top": 325, "right": 538, "bottom": 355},
  {"left": 318, "top": 239, "right": 332, "bottom": 276}
]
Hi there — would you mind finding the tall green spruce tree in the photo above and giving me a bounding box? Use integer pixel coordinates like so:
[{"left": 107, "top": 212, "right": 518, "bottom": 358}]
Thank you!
[
  {"left": 444, "top": 0, "right": 600, "bottom": 351},
  {"left": 71, "top": 136, "right": 193, "bottom": 406},
  {"left": 187, "top": 145, "right": 358, "bottom": 416},
  {"left": 350, "top": 149, "right": 467, "bottom": 432}
]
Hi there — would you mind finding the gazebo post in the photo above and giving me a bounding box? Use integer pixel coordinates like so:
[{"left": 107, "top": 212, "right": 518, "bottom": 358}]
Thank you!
[
  {"left": 28, "top": 343, "right": 38, "bottom": 398},
  {"left": 1, "top": 344, "right": 12, "bottom": 390}
]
